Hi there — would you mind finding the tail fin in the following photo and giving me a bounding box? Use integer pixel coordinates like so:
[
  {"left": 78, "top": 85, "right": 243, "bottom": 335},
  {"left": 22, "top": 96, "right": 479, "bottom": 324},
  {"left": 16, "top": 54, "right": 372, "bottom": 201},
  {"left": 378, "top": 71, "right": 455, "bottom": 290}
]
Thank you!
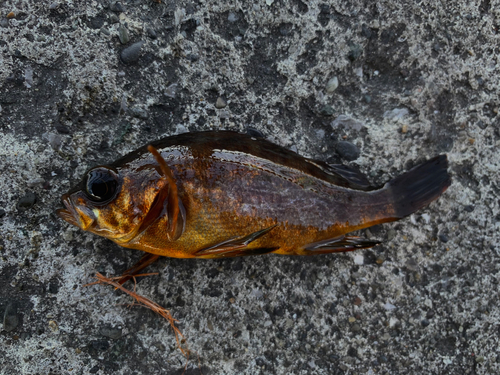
[{"left": 387, "top": 155, "right": 451, "bottom": 218}]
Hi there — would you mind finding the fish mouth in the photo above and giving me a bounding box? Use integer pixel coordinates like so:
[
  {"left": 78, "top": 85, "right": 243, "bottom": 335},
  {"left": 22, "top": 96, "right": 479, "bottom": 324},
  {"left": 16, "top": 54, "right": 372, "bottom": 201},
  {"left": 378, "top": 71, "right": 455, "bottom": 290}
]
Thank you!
[{"left": 56, "top": 194, "right": 95, "bottom": 231}]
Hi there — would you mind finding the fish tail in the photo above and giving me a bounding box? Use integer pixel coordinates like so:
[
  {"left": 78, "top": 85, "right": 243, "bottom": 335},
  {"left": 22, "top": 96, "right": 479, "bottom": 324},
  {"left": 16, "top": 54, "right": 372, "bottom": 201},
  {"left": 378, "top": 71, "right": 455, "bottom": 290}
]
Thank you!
[{"left": 386, "top": 154, "right": 451, "bottom": 219}]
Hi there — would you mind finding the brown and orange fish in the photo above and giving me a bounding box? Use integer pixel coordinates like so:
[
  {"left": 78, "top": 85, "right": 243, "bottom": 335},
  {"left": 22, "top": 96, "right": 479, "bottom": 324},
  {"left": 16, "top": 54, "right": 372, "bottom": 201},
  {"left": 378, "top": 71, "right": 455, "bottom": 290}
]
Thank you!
[{"left": 58, "top": 131, "right": 450, "bottom": 275}]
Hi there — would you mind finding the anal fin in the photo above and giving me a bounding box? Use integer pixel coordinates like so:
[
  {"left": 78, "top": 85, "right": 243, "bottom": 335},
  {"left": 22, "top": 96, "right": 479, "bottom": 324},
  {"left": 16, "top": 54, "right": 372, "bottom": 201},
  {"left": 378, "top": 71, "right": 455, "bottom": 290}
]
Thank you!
[
  {"left": 304, "top": 235, "right": 381, "bottom": 254},
  {"left": 195, "top": 225, "right": 277, "bottom": 258}
]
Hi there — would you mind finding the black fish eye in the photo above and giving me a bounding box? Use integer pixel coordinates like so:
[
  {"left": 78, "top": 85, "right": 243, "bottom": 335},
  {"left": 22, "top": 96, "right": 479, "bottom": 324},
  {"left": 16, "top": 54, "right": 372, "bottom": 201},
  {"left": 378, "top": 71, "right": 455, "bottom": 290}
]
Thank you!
[{"left": 84, "top": 167, "right": 120, "bottom": 203}]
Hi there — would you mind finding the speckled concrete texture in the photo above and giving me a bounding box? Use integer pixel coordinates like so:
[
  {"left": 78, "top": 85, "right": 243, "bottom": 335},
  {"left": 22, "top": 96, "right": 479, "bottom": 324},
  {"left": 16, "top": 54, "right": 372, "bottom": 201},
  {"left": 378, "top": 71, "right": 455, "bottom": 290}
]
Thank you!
[{"left": 1, "top": 0, "right": 499, "bottom": 374}]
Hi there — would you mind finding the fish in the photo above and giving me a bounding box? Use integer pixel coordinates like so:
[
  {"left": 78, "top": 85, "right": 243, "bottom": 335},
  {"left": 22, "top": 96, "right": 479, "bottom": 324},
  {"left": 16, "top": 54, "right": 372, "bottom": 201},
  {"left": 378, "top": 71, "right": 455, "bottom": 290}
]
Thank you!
[{"left": 57, "top": 131, "right": 451, "bottom": 265}]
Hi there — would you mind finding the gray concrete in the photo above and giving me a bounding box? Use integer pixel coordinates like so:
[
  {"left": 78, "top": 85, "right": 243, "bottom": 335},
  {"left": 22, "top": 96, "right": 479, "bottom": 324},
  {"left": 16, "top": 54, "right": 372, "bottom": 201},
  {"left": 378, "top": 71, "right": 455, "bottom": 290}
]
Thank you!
[{"left": 1, "top": 0, "right": 499, "bottom": 374}]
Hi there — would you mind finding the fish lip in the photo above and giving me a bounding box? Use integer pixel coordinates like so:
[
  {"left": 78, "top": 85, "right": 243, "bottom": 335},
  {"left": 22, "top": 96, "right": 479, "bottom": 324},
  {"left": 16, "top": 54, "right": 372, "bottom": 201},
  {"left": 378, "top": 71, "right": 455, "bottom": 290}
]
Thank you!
[{"left": 57, "top": 194, "right": 95, "bottom": 230}]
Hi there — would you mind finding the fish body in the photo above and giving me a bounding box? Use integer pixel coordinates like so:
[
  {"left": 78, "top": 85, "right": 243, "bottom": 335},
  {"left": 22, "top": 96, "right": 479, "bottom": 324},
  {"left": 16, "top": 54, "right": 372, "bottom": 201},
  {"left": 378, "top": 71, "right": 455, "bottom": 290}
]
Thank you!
[{"left": 58, "top": 131, "right": 451, "bottom": 259}]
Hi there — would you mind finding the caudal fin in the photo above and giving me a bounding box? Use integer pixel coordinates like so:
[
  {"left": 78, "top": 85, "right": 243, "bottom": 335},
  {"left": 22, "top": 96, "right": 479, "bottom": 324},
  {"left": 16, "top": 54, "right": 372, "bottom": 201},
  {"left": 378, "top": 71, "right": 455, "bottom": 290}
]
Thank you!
[{"left": 387, "top": 155, "right": 451, "bottom": 218}]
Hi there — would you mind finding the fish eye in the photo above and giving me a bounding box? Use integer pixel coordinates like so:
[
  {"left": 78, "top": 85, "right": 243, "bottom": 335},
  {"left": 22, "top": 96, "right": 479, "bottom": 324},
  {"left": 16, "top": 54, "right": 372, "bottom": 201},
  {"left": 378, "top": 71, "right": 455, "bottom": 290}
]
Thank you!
[{"left": 84, "top": 167, "right": 120, "bottom": 203}]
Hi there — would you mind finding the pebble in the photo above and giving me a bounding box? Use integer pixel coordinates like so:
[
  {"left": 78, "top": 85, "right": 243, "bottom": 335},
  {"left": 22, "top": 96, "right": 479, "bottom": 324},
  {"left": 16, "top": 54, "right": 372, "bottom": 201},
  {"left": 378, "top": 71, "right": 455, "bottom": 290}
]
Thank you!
[
  {"left": 110, "top": 2, "right": 126, "bottom": 12},
  {"left": 0, "top": 208, "right": 5, "bottom": 218},
  {"left": 384, "top": 108, "right": 409, "bottom": 120},
  {"left": 130, "top": 107, "right": 148, "bottom": 119},
  {"left": 325, "top": 77, "right": 339, "bottom": 93},
  {"left": 42, "top": 132, "right": 62, "bottom": 150},
  {"left": 477, "top": 120, "right": 487, "bottom": 129},
  {"left": 228, "top": 12, "right": 239, "bottom": 22},
  {"left": 27, "top": 178, "right": 45, "bottom": 188},
  {"left": 120, "top": 41, "right": 144, "bottom": 64},
  {"left": 164, "top": 83, "right": 178, "bottom": 98},
  {"left": 319, "top": 104, "right": 334, "bottom": 116},
  {"left": 354, "top": 254, "right": 364, "bottom": 265},
  {"left": 383, "top": 302, "right": 396, "bottom": 311},
  {"left": 438, "top": 234, "right": 449, "bottom": 243},
  {"left": 348, "top": 43, "right": 362, "bottom": 61},
  {"left": 100, "top": 326, "right": 122, "bottom": 339},
  {"left": 109, "top": 13, "right": 119, "bottom": 24},
  {"left": 3, "top": 302, "right": 19, "bottom": 332},
  {"left": 336, "top": 141, "right": 360, "bottom": 161},
  {"left": 0, "top": 18, "right": 8, "bottom": 28},
  {"left": 118, "top": 24, "right": 130, "bottom": 44},
  {"left": 146, "top": 27, "right": 157, "bottom": 39},
  {"left": 331, "top": 114, "right": 365, "bottom": 131},
  {"left": 216, "top": 97, "right": 227, "bottom": 109},
  {"left": 17, "top": 192, "right": 37, "bottom": 210}
]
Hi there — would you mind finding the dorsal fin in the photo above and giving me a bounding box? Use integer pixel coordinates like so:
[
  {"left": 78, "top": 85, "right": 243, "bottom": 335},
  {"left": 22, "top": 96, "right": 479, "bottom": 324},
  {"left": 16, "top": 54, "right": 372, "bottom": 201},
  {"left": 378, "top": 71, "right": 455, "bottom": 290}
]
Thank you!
[{"left": 305, "top": 159, "right": 374, "bottom": 191}]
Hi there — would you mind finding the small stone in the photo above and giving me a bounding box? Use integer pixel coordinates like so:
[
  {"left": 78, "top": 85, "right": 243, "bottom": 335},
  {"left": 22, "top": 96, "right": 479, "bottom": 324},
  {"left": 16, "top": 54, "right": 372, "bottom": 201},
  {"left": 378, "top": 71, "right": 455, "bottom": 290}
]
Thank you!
[
  {"left": 228, "top": 12, "right": 239, "bottom": 22},
  {"left": 361, "top": 24, "right": 372, "bottom": 38},
  {"left": 353, "top": 297, "right": 362, "bottom": 306},
  {"left": 130, "top": 107, "right": 148, "bottom": 119},
  {"left": 118, "top": 24, "right": 130, "bottom": 44},
  {"left": 336, "top": 141, "right": 360, "bottom": 161},
  {"left": 348, "top": 43, "right": 363, "bottom": 61},
  {"left": 0, "top": 208, "right": 5, "bottom": 218},
  {"left": 120, "top": 41, "right": 144, "bottom": 64},
  {"left": 164, "top": 83, "right": 178, "bottom": 98},
  {"left": 17, "top": 192, "right": 37, "bottom": 210},
  {"left": 110, "top": 2, "right": 126, "bottom": 12},
  {"left": 100, "top": 27, "right": 110, "bottom": 36},
  {"left": 364, "top": 95, "right": 372, "bottom": 103},
  {"left": 325, "top": 77, "right": 338, "bottom": 93},
  {"left": 438, "top": 234, "right": 449, "bottom": 243},
  {"left": 319, "top": 104, "right": 334, "bottom": 116},
  {"left": 384, "top": 108, "right": 409, "bottom": 121},
  {"left": 3, "top": 303, "right": 19, "bottom": 332},
  {"left": 331, "top": 115, "right": 365, "bottom": 131},
  {"left": 49, "top": 2, "right": 59, "bottom": 10},
  {"left": 27, "top": 178, "right": 45, "bottom": 188},
  {"left": 348, "top": 317, "right": 356, "bottom": 323},
  {"left": 48, "top": 320, "right": 58, "bottom": 332},
  {"left": 216, "top": 97, "right": 227, "bottom": 109},
  {"left": 42, "top": 132, "right": 62, "bottom": 150},
  {"left": 384, "top": 302, "right": 396, "bottom": 311},
  {"left": 464, "top": 205, "right": 474, "bottom": 212},
  {"left": 7, "top": 12, "right": 15, "bottom": 19},
  {"left": 109, "top": 13, "right": 119, "bottom": 24},
  {"left": 100, "top": 326, "right": 122, "bottom": 339},
  {"left": 55, "top": 122, "right": 70, "bottom": 134},
  {"left": 0, "top": 18, "right": 9, "bottom": 28},
  {"left": 477, "top": 120, "right": 487, "bottom": 130},
  {"left": 146, "top": 27, "right": 157, "bottom": 39},
  {"left": 401, "top": 124, "right": 408, "bottom": 133},
  {"left": 354, "top": 254, "right": 364, "bottom": 265}
]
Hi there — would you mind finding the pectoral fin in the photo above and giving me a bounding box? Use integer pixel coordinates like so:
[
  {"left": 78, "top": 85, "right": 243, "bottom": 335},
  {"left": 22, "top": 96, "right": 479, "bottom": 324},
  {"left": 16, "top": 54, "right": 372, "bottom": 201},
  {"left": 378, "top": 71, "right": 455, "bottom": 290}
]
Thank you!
[
  {"left": 147, "top": 145, "right": 185, "bottom": 240},
  {"left": 304, "top": 235, "right": 381, "bottom": 254},
  {"left": 195, "top": 225, "right": 277, "bottom": 258}
]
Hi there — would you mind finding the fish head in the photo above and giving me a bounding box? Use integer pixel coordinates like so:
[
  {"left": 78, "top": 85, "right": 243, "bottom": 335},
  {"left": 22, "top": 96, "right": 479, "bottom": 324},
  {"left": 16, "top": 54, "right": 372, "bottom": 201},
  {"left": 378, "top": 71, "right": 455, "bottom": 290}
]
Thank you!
[{"left": 57, "top": 163, "right": 172, "bottom": 244}]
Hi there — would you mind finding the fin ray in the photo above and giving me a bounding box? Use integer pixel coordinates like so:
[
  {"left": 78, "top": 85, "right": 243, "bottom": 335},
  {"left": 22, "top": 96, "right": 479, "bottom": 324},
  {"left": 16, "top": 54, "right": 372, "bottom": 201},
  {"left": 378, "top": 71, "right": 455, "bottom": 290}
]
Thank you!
[
  {"left": 195, "top": 225, "right": 277, "bottom": 257},
  {"left": 304, "top": 235, "right": 381, "bottom": 254}
]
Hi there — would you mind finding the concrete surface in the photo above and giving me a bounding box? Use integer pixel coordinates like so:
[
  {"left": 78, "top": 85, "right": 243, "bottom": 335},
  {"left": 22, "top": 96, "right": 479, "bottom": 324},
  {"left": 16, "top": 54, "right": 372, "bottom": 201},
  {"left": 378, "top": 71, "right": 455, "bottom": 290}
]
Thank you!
[{"left": 1, "top": 0, "right": 499, "bottom": 374}]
